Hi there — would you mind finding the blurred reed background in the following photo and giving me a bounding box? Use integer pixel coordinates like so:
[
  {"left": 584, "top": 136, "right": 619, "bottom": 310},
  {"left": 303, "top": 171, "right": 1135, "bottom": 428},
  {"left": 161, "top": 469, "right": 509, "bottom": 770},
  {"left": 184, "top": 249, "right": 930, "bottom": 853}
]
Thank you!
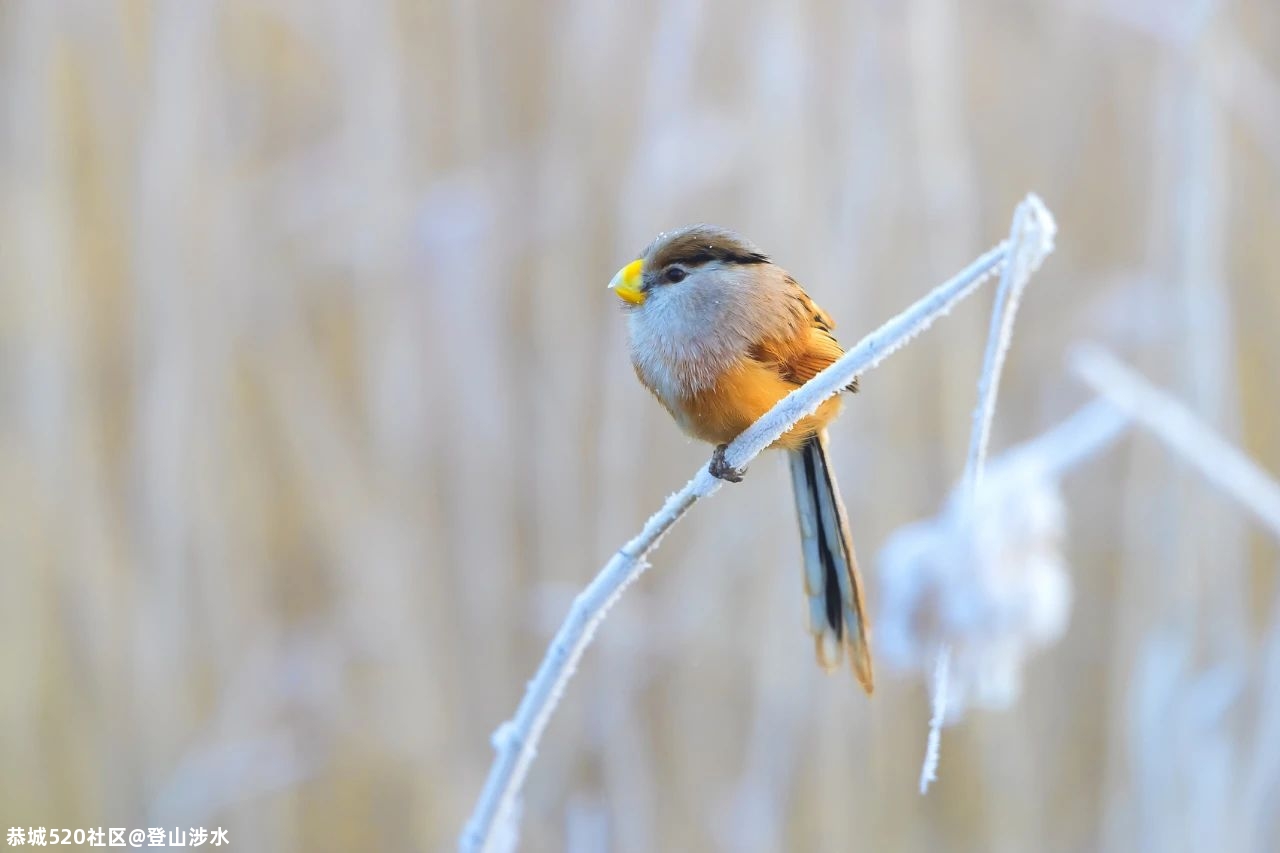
[{"left": 2, "top": 1, "right": 1279, "bottom": 851}]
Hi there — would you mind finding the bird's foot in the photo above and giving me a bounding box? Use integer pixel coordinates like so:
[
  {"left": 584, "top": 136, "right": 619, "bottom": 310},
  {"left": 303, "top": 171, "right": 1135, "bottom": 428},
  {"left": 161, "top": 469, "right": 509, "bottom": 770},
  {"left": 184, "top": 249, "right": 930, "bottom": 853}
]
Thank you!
[{"left": 709, "top": 444, "right": 746, "bottom": 483}]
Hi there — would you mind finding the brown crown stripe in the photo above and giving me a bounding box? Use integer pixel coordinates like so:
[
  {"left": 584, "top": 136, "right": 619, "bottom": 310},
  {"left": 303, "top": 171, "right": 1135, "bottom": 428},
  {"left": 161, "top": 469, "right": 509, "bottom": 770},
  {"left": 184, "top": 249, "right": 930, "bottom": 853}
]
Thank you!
[{"left": 646, "top": 226, "right": 771, "bottom": 270}]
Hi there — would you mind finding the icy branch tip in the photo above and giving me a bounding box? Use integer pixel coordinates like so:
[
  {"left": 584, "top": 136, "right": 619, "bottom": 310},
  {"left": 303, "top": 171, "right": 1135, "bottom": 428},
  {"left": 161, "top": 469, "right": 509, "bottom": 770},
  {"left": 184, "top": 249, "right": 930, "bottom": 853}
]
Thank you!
[{"left": 1016, "top": 193, "right": 1057, "bottom": 272}]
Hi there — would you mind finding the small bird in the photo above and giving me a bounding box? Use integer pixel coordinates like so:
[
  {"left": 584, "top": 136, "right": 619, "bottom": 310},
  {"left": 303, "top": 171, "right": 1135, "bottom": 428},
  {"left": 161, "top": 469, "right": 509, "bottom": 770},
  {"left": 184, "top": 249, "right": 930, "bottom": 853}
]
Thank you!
[{"left": 609, "top": 225, "right": 873, "bottom": 693}]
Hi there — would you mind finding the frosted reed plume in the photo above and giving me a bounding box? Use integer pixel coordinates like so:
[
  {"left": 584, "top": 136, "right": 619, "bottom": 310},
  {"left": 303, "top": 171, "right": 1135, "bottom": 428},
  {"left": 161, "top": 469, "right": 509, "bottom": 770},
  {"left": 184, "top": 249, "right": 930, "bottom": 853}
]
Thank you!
[
  {"left": 881, "top": 403, "right": 1129, "bottom": 780},
  {"left": 458, "top": 196, "right": 1057, "bottom": 852},
  {"left": 919, "top": 196, "right": 1057, "bottom": 793}
]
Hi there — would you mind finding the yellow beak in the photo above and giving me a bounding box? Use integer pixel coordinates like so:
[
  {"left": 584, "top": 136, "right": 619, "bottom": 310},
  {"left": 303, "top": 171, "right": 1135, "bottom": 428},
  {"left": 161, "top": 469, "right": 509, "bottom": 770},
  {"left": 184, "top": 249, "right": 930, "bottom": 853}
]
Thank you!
[{"left": 609, "top": 259, "right": 645, "bottom": 305}]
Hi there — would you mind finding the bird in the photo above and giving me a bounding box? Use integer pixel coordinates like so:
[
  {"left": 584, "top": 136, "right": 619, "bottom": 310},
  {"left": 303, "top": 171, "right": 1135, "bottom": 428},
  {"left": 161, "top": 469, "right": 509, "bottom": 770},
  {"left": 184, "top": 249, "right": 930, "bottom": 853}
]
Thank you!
[{"left": 609, "top": 224, "right": 873, "bottom": 693}]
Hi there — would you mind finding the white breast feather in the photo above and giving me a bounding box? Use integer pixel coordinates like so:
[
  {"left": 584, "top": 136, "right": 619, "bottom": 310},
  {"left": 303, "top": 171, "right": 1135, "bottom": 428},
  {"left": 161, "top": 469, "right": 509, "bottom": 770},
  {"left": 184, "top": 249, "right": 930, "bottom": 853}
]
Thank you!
[{"left": 627, "top": 264, "right": 795, "bottom": 412}]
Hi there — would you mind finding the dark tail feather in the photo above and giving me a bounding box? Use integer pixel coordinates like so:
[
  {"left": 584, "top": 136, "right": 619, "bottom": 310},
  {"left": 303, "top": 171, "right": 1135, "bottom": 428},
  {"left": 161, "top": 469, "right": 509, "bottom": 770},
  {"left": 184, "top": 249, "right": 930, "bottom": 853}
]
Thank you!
[{"left": 788, "top": 429, "right": 873, "bottom": 693}]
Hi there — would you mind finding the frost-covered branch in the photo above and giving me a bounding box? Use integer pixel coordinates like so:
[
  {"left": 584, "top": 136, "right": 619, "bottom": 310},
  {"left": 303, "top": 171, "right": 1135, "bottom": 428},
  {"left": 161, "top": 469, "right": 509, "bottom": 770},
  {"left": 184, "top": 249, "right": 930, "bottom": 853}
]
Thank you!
[
  {"left": 921, "top": 195, "right": 1057, "bottom": 794},
  {"left": 962, "top": 199, "right": 1055, "bottom": 498},
  {"left": 459, "top": 195, "right": 1058, "bottom": 853},
  {"left": 1071, "top": 344, "right": 1280, "bottom": 540}
]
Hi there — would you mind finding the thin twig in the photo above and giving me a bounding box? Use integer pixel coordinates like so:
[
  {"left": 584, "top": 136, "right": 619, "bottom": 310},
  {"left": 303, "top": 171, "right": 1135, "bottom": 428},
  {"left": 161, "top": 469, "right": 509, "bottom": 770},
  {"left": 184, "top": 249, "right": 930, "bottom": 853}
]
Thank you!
[
  {"left": 995, "top": 399, "right": 1132, "bottom": 484},
  {"left": 918, "top": 643, "right": 951, "bottom": 794},
  {"left": 963, "top": 197, "right": 1057, "bottom": 499},
  {"left": 921, "top": 194, "right": 1057, "bottom": 794},
  {"left": 460, "top": 196, "right": 1058, "bottom": 852},
  {"left": 1071, "top": 344, "right": 1280, "bottom": 540}
]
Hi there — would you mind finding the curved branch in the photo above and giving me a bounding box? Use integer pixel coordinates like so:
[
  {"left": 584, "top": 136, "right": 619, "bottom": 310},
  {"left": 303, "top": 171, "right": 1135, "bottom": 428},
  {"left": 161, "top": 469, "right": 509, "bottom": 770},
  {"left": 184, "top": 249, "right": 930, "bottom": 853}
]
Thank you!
[
  {"left": 460, "top": 195, "right": 1058, "bottom": 852},
  {"left": 922, "top": 193, "right": 1057, "bottom": 793}
]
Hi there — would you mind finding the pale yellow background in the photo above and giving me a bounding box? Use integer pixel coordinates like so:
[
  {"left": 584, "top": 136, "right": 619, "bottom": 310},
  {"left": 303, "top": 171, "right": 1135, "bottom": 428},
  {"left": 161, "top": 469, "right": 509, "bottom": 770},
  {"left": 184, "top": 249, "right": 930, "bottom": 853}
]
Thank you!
[{"left": 2, "top": 1, "right": 1279, "bottom": 851}]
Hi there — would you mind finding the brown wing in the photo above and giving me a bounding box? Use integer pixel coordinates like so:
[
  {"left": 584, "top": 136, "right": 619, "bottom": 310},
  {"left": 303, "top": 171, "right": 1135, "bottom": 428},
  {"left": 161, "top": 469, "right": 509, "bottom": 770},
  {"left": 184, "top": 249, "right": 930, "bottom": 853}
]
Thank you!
[{"left": 750, "top": 280, "right": 859, "bottom": 392}]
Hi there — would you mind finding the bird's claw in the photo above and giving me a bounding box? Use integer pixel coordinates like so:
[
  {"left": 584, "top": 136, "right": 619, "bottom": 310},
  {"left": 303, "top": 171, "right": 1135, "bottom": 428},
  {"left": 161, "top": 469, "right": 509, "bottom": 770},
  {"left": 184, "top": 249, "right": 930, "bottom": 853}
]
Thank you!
[{"left": 709, "top": 444, "right": 746, "bottom": 483}]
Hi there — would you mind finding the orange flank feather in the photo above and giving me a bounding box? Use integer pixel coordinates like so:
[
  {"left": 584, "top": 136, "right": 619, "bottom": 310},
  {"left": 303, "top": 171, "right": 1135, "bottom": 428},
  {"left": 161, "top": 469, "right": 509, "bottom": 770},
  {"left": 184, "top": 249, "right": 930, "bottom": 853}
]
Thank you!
[
  {"left": 637, "top": 286, "right": 854, "bottom": 451},
  {"left": 676, "top": 359, "right": 844, "bottom": 450}
]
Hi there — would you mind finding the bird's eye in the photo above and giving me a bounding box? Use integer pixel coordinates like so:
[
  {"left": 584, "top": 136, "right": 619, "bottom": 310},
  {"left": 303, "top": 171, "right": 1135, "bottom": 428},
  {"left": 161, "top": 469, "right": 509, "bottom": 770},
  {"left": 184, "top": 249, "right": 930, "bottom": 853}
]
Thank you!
[{"left": 664, "top": 266, "right": 687, "bottom": 283}]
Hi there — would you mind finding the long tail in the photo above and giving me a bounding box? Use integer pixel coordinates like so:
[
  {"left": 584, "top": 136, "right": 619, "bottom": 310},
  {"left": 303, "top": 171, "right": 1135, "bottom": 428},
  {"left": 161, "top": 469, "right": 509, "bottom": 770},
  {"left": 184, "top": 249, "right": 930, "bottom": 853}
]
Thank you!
[{"left": 788, "top": 429, "right": 874, "bottom": 694}]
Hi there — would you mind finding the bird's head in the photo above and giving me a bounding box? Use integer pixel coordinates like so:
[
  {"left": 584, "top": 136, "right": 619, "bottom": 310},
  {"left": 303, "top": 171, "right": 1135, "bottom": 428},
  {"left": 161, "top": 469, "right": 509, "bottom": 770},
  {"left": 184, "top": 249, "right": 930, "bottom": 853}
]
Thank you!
[{"left": 608, "top": 225, "right": 771, "bottom": 312}]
